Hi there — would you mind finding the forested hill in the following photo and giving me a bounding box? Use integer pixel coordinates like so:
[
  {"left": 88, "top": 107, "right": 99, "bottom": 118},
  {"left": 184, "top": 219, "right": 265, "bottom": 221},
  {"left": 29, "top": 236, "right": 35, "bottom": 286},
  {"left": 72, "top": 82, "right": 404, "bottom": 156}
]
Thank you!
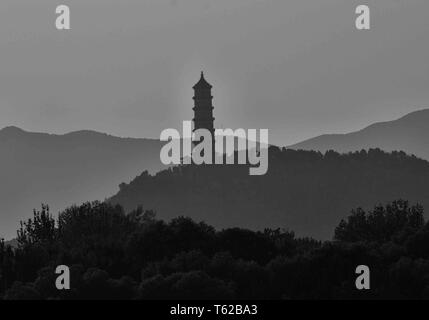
[{"left": 109, "top": 147, "right": 429, "bottom": 239}]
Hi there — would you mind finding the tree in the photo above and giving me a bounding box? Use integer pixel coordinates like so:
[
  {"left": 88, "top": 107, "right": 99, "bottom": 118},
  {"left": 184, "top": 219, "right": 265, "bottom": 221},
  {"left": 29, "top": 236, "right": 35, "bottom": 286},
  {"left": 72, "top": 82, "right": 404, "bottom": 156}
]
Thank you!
[
  {"left": 334, "top": 200, "right": 425, "bottom": 243},
  {"left": 17, "top": 204, "right": 56, "bottom": 248}
]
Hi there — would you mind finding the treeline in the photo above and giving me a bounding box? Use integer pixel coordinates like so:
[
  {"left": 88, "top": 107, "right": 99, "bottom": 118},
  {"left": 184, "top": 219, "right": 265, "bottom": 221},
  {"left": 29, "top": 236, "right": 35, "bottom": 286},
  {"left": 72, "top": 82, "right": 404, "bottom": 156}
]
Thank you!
[{"left": 1, "top": 200, "right": 429, "bottom": 299}]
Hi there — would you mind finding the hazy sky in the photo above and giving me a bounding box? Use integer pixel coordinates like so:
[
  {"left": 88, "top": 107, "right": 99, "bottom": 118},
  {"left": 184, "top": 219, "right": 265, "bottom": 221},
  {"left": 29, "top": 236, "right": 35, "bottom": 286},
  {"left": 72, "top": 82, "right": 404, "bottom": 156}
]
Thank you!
[{"left": 0, "top": 0, "right": 428, "bottom": 145}]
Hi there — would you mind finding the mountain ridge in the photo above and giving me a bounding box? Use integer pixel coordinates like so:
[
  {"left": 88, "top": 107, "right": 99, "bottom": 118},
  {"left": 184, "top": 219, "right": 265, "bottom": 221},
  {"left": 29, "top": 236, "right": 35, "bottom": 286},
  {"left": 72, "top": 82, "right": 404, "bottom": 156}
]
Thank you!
[
  {"left": 289, "top": 108, "right": 429, "bottom": 160},
  {"left": 0, "top": 126, "right": 158, "bottom": 141}
]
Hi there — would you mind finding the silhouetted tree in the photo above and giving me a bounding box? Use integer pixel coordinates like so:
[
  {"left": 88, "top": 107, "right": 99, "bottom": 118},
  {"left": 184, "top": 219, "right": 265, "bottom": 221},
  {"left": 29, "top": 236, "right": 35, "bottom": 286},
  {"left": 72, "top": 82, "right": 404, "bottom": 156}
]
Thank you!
[
  {"left": 2, "top": 198, "right": 429, "bottom": 299},
  {"left": 17, "top": 204, "right": 56, "bottom": 248},
  {"left": 334, "top": 200, "right": 425, "bottom": 243}
]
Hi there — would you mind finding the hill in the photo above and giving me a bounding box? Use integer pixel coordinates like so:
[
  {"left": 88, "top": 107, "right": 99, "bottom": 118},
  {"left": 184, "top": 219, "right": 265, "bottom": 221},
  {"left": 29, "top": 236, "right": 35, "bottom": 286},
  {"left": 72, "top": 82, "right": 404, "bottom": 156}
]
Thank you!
[
  {"left": 0, "top": 126, "right": 165, "bottom": 239},
  {"left": 109, "top": 147, "right": 429, "bottom": 239}
]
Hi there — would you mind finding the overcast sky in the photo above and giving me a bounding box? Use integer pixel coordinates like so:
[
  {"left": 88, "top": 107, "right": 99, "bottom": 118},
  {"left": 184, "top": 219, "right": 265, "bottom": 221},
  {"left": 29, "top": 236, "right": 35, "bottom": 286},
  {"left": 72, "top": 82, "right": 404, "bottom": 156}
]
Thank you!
[{"left": 0, "top": 0, "right": 428, "bottom": 145}]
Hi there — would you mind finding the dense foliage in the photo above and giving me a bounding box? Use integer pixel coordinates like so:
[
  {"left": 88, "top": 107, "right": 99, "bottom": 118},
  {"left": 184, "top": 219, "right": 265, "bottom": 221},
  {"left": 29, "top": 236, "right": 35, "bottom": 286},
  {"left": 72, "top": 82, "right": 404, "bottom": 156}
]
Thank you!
[{"left": 1, "top": 199, "right": 429, "bottom": 300}]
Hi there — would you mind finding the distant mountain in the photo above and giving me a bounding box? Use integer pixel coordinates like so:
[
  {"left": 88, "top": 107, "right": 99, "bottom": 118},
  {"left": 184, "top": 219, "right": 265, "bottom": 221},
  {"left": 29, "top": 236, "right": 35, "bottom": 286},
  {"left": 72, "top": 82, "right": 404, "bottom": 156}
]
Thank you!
[
  {"left": 0, "top": 126, "right": 165, "bottom": 240},
  {"left": 289, "top": 109, "right": 429, "bottom": 160},
  {"left": 109, "top": 147, "right": 429, "bottom": 240}
]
